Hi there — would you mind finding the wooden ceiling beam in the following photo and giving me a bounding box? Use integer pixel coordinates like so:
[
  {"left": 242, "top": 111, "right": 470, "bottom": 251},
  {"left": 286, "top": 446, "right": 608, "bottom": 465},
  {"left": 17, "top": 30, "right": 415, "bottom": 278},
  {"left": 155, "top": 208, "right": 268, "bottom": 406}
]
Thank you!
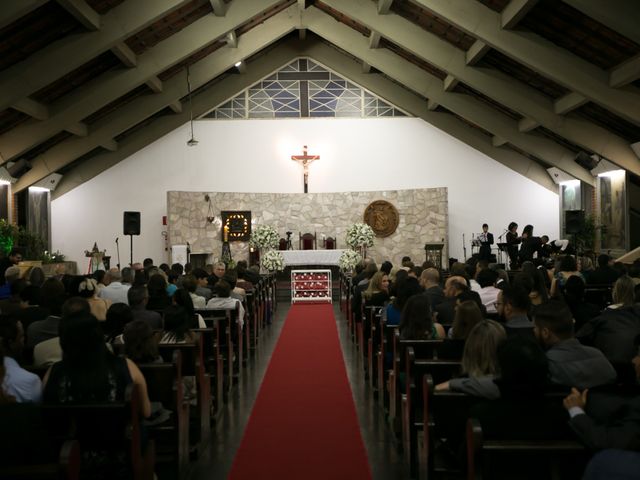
[
  {"left": 609, "top": 53, "right": 640, "bottom": 88},
  {"left": 319, "top": 0, "right": 639, "bottom": 176},
  {"left": 409, "top": 0, "right": 640, "bottom": 125},
  {"left": 146, "top": 76, "right": 164, "bottom": 93},
  {"left": 53, "top": 38, "right": 307, "bottom": 199},
  {"left": 562, "top": 0, "right": 640, "bottom": 46},
  {"left": 0, "top": 0, "right": 48, "bottom": 30},
  {"left": 14, "top": 6, "right": 299, "bottom": 194},
  {"left": 377, "top": 0, "right": 394, "bottom": 15},
  {"left": 553, "top": 92, "right": 587, "bottom": 114},
  {"left": 466, "top": 40, "right": 490, "bottom": 66},
  {"left": 501, "top": 0, "right": 538, "bottom": 29},
  {"left": 304, "top": 6, "right": 594, "bottom": 185},
  {"left": 210, "top": 0, "right": 227, "bottom": 16},
  {"left": 55, "top": 0, "right": 101, "bottom": 31},
  {"left": 0, "top": 0, "right": 192, "bottom": 113},
  {"left": 0, "top": 0, "right": 285, "bottom": 164},
  {"left": 11, "top": 98, "right": 49, "bottom": 121},
  {"left": 111, "top": 42, "right": 137, "bottom": 67}
]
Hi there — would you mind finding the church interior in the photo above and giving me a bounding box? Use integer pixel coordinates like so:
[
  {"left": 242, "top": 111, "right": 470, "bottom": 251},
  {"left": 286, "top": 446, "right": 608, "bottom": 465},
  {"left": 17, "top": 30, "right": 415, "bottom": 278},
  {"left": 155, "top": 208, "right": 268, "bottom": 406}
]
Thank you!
[{"left": 1, "top": 1, "right": 640, "bottom": 479}]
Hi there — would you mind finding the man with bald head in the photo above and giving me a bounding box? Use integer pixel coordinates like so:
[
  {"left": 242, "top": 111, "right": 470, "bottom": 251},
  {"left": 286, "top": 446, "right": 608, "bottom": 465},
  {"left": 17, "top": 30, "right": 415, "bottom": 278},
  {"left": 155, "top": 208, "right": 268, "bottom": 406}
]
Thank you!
[
  {"left": 420, "top": 268, "right": 444, "bottom": 311},
  {"left": 435, "top": 275, "right": 468, "bottom": 326},
  {"left": 99, "top": 268, "right": 130, "bottom": 304}
]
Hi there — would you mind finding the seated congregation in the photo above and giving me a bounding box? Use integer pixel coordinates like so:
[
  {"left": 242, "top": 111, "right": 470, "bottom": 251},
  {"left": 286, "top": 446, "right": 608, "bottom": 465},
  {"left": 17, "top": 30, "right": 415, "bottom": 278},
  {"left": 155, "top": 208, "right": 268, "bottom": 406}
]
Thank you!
[
  {"left": 0, "top": 257, "right": 273, "bottom": 479},
  {"left": 342, "top": 254, "right": 640, "bottom": 479}
]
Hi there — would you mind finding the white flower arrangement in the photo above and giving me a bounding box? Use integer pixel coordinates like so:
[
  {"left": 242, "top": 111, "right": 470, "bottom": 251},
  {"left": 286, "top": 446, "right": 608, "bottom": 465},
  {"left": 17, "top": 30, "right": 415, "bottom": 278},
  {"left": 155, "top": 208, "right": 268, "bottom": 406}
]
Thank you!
[
  {"left": 339, "top": 249, "right": 362, "bottom": 272},
  {"left": 345, "top": 222, "right": 375, "bottom": 248},
  {"left": 250, "top": 225, "right": 279, "bottom": 249},
  {"left": 261, "top": 250, "right": 285, "bottom": 272}
]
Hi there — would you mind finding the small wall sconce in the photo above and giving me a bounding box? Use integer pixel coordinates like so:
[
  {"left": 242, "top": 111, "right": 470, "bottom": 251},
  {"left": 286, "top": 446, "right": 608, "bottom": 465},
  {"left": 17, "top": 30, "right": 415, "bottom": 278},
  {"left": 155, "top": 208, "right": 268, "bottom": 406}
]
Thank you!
[{"left": 205, "top": 194, "right": 215, "bottom": 223}]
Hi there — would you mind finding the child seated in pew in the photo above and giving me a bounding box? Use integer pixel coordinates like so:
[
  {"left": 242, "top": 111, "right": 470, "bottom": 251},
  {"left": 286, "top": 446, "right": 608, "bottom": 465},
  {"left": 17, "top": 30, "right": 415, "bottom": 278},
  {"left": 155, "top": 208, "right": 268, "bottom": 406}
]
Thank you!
[
  {"left": 160, "top": 305, "right": 198, "bottom": 344},
  {"left": 206, "top": 280, "right": 245, "bottom": 328},
  {"left": 399, "top": 295, "right": 445, "bottom": 340},
  {"left": 172, "top": 288, "right": 206, "bottom": 329},
  {"left": 102, "top": 302, "right": 134, "bottom": 345},
  {"left": 123, "top": 320, "right": 163, "bottom": 364},
  {"left": 436, "top": 320, "right": 505, "bottom": 399},
  {"left": 159, "top": 306, "right": 198, "bottom": 403}
]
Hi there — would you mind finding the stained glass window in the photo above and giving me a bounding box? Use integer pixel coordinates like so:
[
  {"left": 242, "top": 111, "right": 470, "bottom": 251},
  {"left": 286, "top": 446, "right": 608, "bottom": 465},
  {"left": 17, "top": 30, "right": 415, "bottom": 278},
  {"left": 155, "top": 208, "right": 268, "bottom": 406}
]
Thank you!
[{"left": 202, "top": 58, "right": 407, "bottom": 119}]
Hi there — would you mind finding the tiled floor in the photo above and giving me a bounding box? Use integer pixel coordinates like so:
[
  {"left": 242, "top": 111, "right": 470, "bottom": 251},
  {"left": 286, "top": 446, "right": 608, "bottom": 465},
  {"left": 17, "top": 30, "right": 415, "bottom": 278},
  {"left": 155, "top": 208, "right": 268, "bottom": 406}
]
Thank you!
[{"left": 189, "top": 302, "right": 407, "bottom": 480}]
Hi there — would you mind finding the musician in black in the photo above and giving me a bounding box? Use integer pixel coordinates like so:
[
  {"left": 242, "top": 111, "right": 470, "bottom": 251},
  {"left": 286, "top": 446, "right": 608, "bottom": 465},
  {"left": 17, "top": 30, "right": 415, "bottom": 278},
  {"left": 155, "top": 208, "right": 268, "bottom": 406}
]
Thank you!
[
  {"left": 519, "top": 224, "right": 542, "bottom": 264},
  {"left": 505, "top": 222, "right": 520, "bottom": 269},
  {"left": 478, "top": 223, "right": 494, "bottom": 261}
]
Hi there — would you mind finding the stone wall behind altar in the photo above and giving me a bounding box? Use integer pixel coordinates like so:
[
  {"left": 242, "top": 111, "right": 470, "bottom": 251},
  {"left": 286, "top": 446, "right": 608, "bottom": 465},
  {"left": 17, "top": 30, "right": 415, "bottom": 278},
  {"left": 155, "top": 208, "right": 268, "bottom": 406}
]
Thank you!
[{"left": 167, "top": 188, "right": 448, "bottom": 266}]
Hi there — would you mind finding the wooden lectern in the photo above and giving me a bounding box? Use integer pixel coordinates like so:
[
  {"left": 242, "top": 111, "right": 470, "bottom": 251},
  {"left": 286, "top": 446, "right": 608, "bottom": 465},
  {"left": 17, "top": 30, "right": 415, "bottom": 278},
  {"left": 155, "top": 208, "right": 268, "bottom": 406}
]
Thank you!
[{"left": 424, "top": 243, "right": 444, "bottom": 270}]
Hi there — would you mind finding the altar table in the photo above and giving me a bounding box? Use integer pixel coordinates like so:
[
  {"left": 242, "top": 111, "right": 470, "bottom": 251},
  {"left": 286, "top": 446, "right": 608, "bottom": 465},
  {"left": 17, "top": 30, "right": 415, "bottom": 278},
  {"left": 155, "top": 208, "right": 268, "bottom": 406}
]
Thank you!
[{"left": 280, "top": 249, "right": 346, "bottom": 266}]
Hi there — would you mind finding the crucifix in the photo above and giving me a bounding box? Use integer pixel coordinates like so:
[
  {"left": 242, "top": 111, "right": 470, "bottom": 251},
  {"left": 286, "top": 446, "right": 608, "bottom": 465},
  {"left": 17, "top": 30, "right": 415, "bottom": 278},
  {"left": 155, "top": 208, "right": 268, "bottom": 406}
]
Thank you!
[{"left": 291, "top": 145, "right": 320, "bottom": 193}]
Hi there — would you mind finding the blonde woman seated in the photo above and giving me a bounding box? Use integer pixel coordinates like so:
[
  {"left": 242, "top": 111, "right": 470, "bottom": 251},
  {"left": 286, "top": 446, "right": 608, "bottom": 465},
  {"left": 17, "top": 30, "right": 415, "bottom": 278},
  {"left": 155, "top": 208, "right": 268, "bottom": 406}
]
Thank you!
[
  {"left": 436, "top": 320, "right": 506, "bottom": 399},
  {"left": 363, "top": 271, "right": 390, "bottom": 307},
  {"left": 399, "top": 295, "right": 445, "bottom": 340},
  {"left": 78, "top": 277, "right": 111, "bottom": 321}
]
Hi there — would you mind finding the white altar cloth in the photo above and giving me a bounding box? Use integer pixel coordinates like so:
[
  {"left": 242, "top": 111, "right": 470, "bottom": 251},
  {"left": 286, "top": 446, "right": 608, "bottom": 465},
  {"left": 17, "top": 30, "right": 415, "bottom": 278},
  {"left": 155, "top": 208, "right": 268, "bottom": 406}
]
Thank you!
[{"left": 280, "top": 249, "right": 346, "bottom": 266}]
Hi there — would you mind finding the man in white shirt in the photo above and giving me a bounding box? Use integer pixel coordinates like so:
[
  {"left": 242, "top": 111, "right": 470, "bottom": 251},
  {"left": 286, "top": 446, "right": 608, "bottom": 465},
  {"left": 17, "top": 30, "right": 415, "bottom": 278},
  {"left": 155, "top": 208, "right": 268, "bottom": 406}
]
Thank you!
[
  {"left": 1, "top": 317, "right": 41, "bottom": 403},
  {"left": 206, "top": 280, "right": 244, "bottom": 328},
  {"left": 99, "top": 269, "right": 130, "bottom": 304},
  {"left": 477, "top": 269, "right": 501, "bottom": 314}
]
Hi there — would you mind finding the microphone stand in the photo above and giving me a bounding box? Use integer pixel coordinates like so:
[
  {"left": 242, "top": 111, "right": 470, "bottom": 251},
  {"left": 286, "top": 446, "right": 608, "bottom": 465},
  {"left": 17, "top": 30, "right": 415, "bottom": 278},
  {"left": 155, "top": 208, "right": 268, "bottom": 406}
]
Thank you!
[
  {"left": 115, "top": 237, "right": 120, "bottom": 269},
  {"left": 462, "top": 233, "right": 467, "bottom": 261},
  {"left": 498, "top": 229, "right": 508, "bottom": 240}
]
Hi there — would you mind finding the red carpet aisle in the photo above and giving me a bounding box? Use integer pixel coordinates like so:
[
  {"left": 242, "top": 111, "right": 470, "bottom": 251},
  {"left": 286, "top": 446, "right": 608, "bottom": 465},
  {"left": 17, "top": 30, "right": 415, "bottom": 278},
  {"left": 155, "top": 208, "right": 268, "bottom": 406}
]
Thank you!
[{"left": 228, "top": 304, "right": 372, "bottom": 480}]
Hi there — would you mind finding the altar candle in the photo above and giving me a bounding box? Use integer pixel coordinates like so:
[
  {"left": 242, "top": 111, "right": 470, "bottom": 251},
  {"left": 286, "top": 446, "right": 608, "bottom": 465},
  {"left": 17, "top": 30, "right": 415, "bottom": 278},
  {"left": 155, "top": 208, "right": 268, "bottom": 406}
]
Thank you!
[{"left": 223, "top": 224, "right": 229, "bottom": 242}]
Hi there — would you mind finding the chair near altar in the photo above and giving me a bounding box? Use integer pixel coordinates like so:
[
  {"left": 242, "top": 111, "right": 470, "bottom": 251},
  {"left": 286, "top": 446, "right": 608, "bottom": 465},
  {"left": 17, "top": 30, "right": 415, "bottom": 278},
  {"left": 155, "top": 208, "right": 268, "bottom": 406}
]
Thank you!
[{"left": 299, "top": 232, "right": 317, "bottom": 250}]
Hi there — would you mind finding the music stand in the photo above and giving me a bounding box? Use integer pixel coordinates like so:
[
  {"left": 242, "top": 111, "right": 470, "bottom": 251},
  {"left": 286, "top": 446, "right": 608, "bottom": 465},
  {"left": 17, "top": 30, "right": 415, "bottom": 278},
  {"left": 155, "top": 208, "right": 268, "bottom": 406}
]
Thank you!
[
  {"left": 496, "top": 243, "right": 509, "bottom": 267},
  {"left": 424, "top": 243, "right": 444, "bottom": 270}
]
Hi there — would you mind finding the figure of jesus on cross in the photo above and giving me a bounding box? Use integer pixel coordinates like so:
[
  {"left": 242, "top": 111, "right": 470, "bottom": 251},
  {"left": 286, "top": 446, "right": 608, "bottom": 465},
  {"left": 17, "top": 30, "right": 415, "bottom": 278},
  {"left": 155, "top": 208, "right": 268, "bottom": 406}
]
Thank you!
[{"left": 291, "top": 145, "right": 320, "bottom": 193}]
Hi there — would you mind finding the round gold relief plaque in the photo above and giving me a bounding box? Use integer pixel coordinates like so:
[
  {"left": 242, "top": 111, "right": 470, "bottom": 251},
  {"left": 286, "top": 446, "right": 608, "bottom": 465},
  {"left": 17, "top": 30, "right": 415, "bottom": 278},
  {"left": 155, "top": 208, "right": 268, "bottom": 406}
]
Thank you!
[{"left": 364, "top": 200, "right": 399, "bottom": 237}]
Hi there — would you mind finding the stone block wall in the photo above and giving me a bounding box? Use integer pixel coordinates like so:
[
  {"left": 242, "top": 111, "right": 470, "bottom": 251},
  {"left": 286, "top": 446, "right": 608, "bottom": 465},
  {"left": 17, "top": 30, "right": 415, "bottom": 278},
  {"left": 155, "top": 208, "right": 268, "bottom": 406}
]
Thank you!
[{"left": 167, "top": 188, "right": 448, "bottom": 266}]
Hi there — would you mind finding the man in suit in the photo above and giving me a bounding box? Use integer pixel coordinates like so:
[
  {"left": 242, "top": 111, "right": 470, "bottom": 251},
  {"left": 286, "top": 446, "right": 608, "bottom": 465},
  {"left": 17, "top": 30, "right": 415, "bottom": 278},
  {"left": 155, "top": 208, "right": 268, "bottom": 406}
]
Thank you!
[
  {"left": 496, "top": 285, "right": 535, "bottom": 341},
  {"left": 128, "top": 285, "right": 162, "bottom": 330},
  {"left": 478, "top": 223, "right": 494, "bottom": 262},
  {"left": 563, "top": 342, "right": 640, "bottom": 451},
  {"left": 533, "top": 300, "right": 616, "bottom": 389}
]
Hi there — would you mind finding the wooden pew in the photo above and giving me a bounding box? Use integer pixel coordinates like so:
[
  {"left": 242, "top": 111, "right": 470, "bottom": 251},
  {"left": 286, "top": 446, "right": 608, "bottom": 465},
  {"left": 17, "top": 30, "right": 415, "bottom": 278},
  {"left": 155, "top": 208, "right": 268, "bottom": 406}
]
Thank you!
[
  {"left": 365, "top": 306, "right": 383, "bottom": 389},
  {"left": 402, "top": 347, "right": 461, "bottom": 477},
  {"left": 138, "top": 350, "right": 189, "bottom": 479},
  {"left": 197, "top": 305, "right": 242, "bottom": 384},
  {"left": 191, "top": 327, "right": 224, "bottom": 413},
  {"left": 158, "top": 337, "right": 211, "bottom": 459},
  {"left": 388, "top": 332, "right": 443, "bottom": 425},
  {"left": 422, "top": 375, "right": 481, "bottom": 480},
  {"left": 42, "top": 383, "right": 155, "bottom": 480},
  {"left": 377, "top": 322, "right": 397, "bottom": 412},
  {"left": 0, "top": 403, "right": 80, "bottom": 480},
  {"left": 466, "top": 418, "right": 587, "bottom": 480}
]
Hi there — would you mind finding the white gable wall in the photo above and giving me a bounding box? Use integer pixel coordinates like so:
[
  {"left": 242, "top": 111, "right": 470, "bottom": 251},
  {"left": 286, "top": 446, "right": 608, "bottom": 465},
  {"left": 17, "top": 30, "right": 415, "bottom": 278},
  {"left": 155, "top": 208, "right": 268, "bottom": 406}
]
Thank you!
[{"left": 51, "top": 117, "right": 559, "bottom": 267}]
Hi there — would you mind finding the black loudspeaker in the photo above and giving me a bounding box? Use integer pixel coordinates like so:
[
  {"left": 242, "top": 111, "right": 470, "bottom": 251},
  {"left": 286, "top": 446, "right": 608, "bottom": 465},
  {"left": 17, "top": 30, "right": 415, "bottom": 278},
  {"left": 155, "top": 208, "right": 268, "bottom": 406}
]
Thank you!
[
  {"left": 7, "top": 159, "right": 31, "bottom": 178},
  {"left": 565, "top": 210, "right": 585, "bottom": 234},
  {"left": 123, "top": 211, "right": 141, "bottom": 236},
  {"left": 575, "top": 151, "right": 599, "bottom": 170}
]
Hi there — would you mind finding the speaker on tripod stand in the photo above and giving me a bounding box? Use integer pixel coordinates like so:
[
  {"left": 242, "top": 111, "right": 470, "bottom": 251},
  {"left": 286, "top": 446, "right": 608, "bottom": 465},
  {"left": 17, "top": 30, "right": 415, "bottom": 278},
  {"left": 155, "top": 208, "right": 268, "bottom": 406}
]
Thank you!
[{"left": 123, "top": 211, "right": 141, "bottom": 266}]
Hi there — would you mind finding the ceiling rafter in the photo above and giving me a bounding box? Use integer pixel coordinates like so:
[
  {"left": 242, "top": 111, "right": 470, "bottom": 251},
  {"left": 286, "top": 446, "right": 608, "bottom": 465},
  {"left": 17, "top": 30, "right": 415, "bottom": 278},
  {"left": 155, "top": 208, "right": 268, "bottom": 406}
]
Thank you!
[
  {"left": 54, "top": 37, "right": 556, "bottom": 197},
  {"left": 303, "top": 6, "right": 594, "bottom": 184},
  {"left": 12, "top": 5, "right": 300, "bottom": 193},
  {"left": 0, "top": 0, "right": 48, "bottom": 30},
  {"left": 55, "top": 0, "right": 101, "bottom": 31},
  {"left": 321, "top": 0, "right": 639, "bottom": 176},
  {"left": 0, "top": 0, "right": 286, "bottom": 164},
  {"left": 410, "top": 0, "right": 640, "bottom": 126},
  {"left": 562, "top": 0, "right": 640, "bottom": 46},
  {"left": 0, "top": 0, "right": 192, "bottom": 112}
]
